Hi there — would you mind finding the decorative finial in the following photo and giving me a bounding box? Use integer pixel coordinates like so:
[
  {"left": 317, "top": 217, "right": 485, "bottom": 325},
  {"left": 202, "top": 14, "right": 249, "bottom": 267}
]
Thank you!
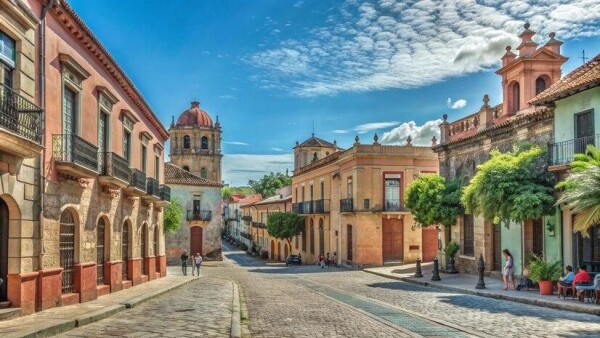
[
  {"left": 442, "top": 114, "right": 448, "bottom": 122},
  {"left": 524, "top": 22, "right": 530, "bottom": 30},
  {"left": 354, "top": 135, "right": 360, "bottom": 145},
  {"left": 171, "top": 115, "right": 175, "bottom": 127},
  {"left": 191, "top": 101, "right": 200, "bottom": 108},
  {"left": 373, "top": 133, "right": 379, "bottom": 145},
  {"left": 333, "top": 140, "right": 337, "bottom": 145},
  {"left": 549, "top": 32, "right": 556, "bottom": 39},
  {"left": 482, "top": 94, "right": 490, "bottom": 109},
  {"left": 431, "top": 136, "right": 437, "bottom": 146},
  {"left": 406, "top": 135, "right": 412, "bottom": 145},
  {"left": 295, "top": 141, "right": 299, "bottom": 146},
  {"left": 505, "top": 46, "right": 511, "bottom": 52}
]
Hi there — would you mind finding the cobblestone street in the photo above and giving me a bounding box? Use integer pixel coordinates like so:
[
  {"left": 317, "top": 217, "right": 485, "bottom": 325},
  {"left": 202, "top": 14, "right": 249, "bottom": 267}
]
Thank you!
[{"left": 52, "top": 243, "right": 600, "bottom": 337}]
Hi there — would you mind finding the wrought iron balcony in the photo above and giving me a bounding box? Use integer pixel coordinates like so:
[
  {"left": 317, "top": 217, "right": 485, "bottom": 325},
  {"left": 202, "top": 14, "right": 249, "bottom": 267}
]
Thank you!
[
  {"left": 241, "top": 215, "right": 252, "bottom": 222},
  {"left": 0, "top": 83, "right": 43, "bottom": 158},
  {"left": 313, "top": 199, "right": 330, "bottom": 213},
  {"left": 159, "top": 184, "right": 171, "bottom": 201},
  {"left": 548, "top": 135, "right": 598, "bottom": 167},
  {"left": 292, "top": 202, "right": 305, "bottom": 214},
  {"left": 385, "top": 199, "right": 402, "bottom": 212},
  {"left": 252, "top": 221, "right": 267, "bottom": 229},
  {"left": 52, "top": 134, "right": 99, "bottom": 178},
  {"left": 126, "top": 168, "right": 146, "bottom": 195},
  {"left": 187, "top": 210, "right": 212, "bottom": 222},
  {"left": 340, "top": 198, "right": 353, "bottom": 213},
  {"left": 146, "top": 177, "right": 160, "bottom": 197},
  {"left": 98, "top": 152, "right": 131, "bottom": 188}
]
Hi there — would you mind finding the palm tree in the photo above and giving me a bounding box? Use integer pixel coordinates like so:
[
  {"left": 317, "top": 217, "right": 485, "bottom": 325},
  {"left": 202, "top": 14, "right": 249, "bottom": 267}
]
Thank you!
[{"left": 557, "top": 145, "right": 600, "bottom": 235}]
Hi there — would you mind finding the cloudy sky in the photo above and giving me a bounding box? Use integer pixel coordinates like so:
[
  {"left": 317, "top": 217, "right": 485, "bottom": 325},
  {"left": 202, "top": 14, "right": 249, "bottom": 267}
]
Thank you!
[{"left": 71, "top": 0, "right": 600, "bottom": 186}]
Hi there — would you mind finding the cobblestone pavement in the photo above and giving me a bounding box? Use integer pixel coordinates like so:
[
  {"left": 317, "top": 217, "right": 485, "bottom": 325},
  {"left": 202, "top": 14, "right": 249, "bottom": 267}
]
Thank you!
[{"left": 57, "top": 277, "right": 234, "bottom": 338}]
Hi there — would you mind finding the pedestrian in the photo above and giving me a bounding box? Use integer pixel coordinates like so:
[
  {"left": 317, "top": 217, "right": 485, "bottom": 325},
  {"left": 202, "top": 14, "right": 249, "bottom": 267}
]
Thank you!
[
  {"left": 502, "top": 249, "right": 515, "bottom": 290},
  {"left": 193, "top": 252, "right": 202, "bottom": 276},
  {"left": 326, "top": 252, "right": 331, "bottom": 268},
  {"left": 319, "top": 254, "right": 325, "bottom": 269},
  {"left": 180, "top": 250, "right": 189, "bottom": 276},
  {"left": 332, "top": 252, "right": 337, "bottom": 267}
]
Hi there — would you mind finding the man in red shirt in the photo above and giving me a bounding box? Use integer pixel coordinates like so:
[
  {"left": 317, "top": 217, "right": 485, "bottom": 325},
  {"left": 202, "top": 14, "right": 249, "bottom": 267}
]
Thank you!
[{"left": 574, "top": 265, "right": 591, "bottom": 285}]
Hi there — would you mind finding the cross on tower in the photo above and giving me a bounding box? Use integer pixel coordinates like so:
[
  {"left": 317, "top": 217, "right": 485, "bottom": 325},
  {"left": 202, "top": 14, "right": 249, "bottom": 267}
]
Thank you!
[{"left": 580, "top": 50, "right": 588, "bottom": 65}]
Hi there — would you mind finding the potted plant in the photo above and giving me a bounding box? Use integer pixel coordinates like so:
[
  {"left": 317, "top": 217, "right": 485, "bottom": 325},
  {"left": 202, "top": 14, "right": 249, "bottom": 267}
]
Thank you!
[
  {"left": 444, "top": 241, "right": 459, "bottom": 273},
  {"left": 528, "top": 256, "right": 562, "bottom": 295}
]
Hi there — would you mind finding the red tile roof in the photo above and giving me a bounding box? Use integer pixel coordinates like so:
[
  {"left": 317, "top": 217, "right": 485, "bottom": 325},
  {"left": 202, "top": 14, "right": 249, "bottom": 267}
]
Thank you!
[
  {"left": 239, "top": 194, "right": 263, "bottom": 207},
  {"left": 164, "top": 163, "right": 222, "bottom": 187}
]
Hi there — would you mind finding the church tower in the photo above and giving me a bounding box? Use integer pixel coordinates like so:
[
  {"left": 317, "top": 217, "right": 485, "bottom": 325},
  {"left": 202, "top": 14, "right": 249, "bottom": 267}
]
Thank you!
[{"left": 169, "top": 101, "right": 222, "bottom": 183}]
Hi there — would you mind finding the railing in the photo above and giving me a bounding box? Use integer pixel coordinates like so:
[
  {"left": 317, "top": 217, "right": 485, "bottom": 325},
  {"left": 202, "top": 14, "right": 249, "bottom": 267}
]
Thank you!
[
  {"left": 0, "top": 83, "right": 43, "bottom": 144},
  {"left": 100, "top": 152, "right": 131, "bottom": 182},
  {"left": 241, "top": 215, "right": 252, "bottom": 222},
  {"left": 130, "top": 168, "right": 146, "bottom": 191},
  {"left": 340, "top": 198, "right": 353, "bottom": 212},
  {"left": 52, "top": 134, "right": 99, "bottom": 172},
  {"left": 187, "top": 210, "right": 212, "bottom": 221},
  {"left": 313, "top": 199, "right": 330, "bottom": 213},
  {"left": 252, "top": 221, "right": 267, "bottom": 229},
  {"left": 385, "top": 199, "right": 402, "bottom": 212},
  {"left": 302, "top": 201, "right": 313, "bottom": 214},
  {"left": 240, "top": 232, "right": 253, "bottom": 240},
  {"left": 292, "top": 202, "right": 305, "bottom": 214},
  {"left": 548, "top": 135, "right": 598, "bottom": 166},
  {"left": 159, "top": 184, "right": 171, "bottom": 202},
  {"left": 146, "top": 177, "right": 160, "bottom": 197}
]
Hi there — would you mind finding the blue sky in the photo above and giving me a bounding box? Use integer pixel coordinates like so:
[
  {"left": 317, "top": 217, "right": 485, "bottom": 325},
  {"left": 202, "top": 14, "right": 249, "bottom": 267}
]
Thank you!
[{"left": 69, "top": 0, "right": 600, "bottom": 186}]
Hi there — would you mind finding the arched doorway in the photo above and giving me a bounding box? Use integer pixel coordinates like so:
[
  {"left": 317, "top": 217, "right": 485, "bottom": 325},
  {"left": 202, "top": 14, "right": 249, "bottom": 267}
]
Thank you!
[
  {"left": 284, "top": 244, "right": 289, "bottom": 260},
  {"left": 122, "top": 221, "right": 130, "bottom": 281},
  {"left": 0, "top": 198, "right": 9, "bottom": 301},
  {"left": 277, "top": 242, "right": 281, "bottom": 261},
  {"left": 270, "top": 240, "right": 275, "bottom": 260},
  {"left": 190, "top": 227, "right": 203, "bottom": 256},
  {"left": 60, "top": 209, "right": 76, "bottom": 293},
  {"left": 319, "top": 219, "right": 325, "bottom": 256},
  {"left": 141, "top": 223, "right": 148, "bottom": 275},
  {"left": 347, "top": 224, "right": 353, "bottom": 262},
  {"left": 97, "top": 217, "right": 106, "bottom": 285}
]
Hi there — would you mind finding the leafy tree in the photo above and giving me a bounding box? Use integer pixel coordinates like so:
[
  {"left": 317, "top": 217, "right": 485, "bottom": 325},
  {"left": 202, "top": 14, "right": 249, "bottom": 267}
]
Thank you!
[
  {"left": 248, "top": 172, "right": 292, "bottom": 198},
  {"left": 222, "top": 186, "right": 254, "bottom": 200},
  {"left": 163, "top": 196, "right": 184, "bottom": 234},
  {"left": 267, "top": 212, "right": 304, "bottom": 255},
  {"left": 404, "top": 174, "right": 463, "bottom": 227},
  {"left": 222, "top": 186, "right": 233, "bottom": 200},
  {"left": 461, "top": 145, "right": 555, "bottom": 226},
  {"left": 557, "top": 145, "right": 600, "bottom": 235}
]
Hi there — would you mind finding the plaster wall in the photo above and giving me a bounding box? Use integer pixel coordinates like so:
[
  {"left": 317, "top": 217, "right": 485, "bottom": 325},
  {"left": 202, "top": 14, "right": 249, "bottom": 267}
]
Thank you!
[{"left": 554, "top": 87, "right": 600, "bottom": 143}]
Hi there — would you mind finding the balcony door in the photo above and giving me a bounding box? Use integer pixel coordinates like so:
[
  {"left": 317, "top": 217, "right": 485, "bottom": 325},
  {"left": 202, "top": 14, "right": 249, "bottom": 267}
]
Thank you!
[
  {"left": 63, "top": 87, "right": 77, "bottom": 135},
  {"left": 98, "top": 112, "right": 108, "bottom": 171},
  {"left": 0, "top": 198, "right": 8, "bottom": 301},
  {"left": 575, "top": 110, "right": 594, "bottom": 154}
]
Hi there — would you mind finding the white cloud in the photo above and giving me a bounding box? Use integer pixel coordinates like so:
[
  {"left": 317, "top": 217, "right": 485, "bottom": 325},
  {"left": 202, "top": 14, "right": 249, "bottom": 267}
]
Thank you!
[
  {"left": 354, "top": 121, "right": 400, "bottom": 133},
  {"left": 381, "top": 119, "right": 442, "bottom": 146},
  {"left": 247, "top": 0, "right": 600, "bottom": 97},
  {"left": 293, "top": 1, "right": 304, "bottom": 8},
  {"left": 223, "top": 141, "right": 250, "bottom": 146},
  {"left": 271, "top": 147, "right": 284, "bottom": 151},
  {"left": 218, "top": 95, "right": 236, "bottom": 100},
  {"left": 223, "top": 154, "right": 294, "bottom": 186},
  {"left": 331, "top": 129, "right": 349, "bottom": 134},
  {"left": 447, "top": 98, "right": 467, "bottom": 109}
]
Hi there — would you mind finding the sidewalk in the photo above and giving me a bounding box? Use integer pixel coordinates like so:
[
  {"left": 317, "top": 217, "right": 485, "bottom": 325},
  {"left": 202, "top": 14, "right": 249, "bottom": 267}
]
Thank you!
[
  {"left": 0, "top": 267, "right": 219, "bottom": 338},
  {"left": 364, "top": 262, "right": 600, "bottom": 316}
]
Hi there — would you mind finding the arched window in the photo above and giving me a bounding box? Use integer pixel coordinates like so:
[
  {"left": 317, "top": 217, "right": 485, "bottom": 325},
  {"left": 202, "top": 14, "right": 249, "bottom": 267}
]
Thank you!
[
  {"left": 60, "top": 209, "right": 76, "bottom": 293},
  {"left": 97, "top": 217, "right": 106, "bottom": 286},
  {"left": 201, "top": 136, "right": 208, "bottom": 150},
  {"left": 183, "top": 135, "right": 191, "bottom": 149},
  {"left": 182, "top": 165, "right": 190, "bottom": 171},
  {"left": 312, "top": 152, "right": 318, "bottom": 162},
  {"left": 310, "top": 219, "right": 315, "bottom": 254},
  {"left": 200, "top": 167, "right": 208, "bottom": 178},
  {"left": 510, "top": 81, "right": 520, "bottom": 114},
  {"left": 536, "top": 76, "right": 547, "bottom": 95}
]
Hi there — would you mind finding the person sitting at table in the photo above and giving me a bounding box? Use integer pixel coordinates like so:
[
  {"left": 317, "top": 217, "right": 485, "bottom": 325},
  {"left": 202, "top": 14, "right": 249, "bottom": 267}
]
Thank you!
[
  {"left": 559, "top": 265, "right": 575, "bottom": 287},
  {"left": 573, "top": 265, "right": 591, "bottom": 286}
]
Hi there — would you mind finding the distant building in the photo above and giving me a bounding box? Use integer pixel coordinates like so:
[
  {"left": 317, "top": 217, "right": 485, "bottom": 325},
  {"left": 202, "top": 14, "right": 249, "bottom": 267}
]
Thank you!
[
  {"left": 292, "top": 134, "right": 439, "bottom": 267},
  {"left": 164, "top": 163, "right": 222, "bottom": 263},
  {"left": 251, "top": 187, "right": 292, "bottom": 260},
  {"left": 237, "top": 194, "right": 263, "bottom": 248}
]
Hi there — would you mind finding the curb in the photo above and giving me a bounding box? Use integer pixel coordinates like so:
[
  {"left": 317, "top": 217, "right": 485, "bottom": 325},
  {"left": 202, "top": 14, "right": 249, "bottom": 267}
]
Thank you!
[
  {"left": 230, "top": 281, "right": 242, "bottom": 338},
  {"left": 364, "top": 270, "right": 600, "bottom": 316},
  {"left": 8, "top": 277, "right": 199, "bottom": 338}
]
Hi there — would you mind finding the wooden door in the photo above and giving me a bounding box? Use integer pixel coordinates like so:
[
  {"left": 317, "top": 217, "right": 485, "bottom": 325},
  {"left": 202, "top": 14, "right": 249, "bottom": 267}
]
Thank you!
[
  {"left": 421, "top": 226, "right": 437, "bottom": 262},
  {"left": 347, "top": 224, "right": 353, "bottom": 261},
  {"left": 190, "top": 227, "right": 203, "bottom": 256},
  {"left": 493, "top": 223, "right": 502, "bottom": 271},
  {"left": 382, "top": 218, "right": 403, "bottom": 262},
  {"left": 0, "top": 199, "right": 8, "bottom": 301},
  {"left": 532, "top": 218, "right": 544, "bottom": 257},
  {"left": 270, "top": 241, "right": 275, "bottom": 260}
]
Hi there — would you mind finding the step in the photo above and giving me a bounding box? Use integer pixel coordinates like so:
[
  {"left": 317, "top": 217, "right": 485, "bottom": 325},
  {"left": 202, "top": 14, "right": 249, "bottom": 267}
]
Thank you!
[{"left": 0, "top": 307, "right": 20, "bottom": 321}]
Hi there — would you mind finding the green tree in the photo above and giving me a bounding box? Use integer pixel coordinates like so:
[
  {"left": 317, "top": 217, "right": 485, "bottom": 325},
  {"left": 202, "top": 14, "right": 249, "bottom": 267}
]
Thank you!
[
  {"left": 405, "top": 174, "right": 463, "bottom": 227},
  {"left": 461, "top": 145, "right": 555, "bottom": 225},
  {"left": 248, "top": 172, "right": 292, "bottom": 198},
  {"left": 267, "top": 212, "right": 304, "bottom": 255},
  {"left": 222, "top": 186, "right": 233, "bottom": 200},
  {"left": 163, "top": 196, "right": 184, "bottom": 234},
  {"left": 557, "top": 145, "right": 600, "bottom": 235}
]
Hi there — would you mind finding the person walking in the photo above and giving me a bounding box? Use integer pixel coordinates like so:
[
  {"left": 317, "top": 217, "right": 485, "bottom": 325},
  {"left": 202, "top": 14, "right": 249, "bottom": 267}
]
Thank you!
[
  {"left": 332, "top": 252, "right": 338, "bottom": 267},
  {"left": 180, "top": 251, "right": 189, "bottom": 276},
  {"left": 502, "top": 249, "right": 515, "bottom": 290},
  {"left": 193, "top": 253, "right": 202, "bottom": 276},
  {"left": 326, "top": 253, "right": 331, "bottom": 268}
]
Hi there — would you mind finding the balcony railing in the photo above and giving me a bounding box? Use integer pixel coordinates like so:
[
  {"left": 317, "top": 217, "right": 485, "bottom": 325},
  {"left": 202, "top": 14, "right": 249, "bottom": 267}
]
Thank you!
[
  {"left": 159, "top": 184, "right": 171, "bottom": 202},
  {"left": 313, "top": 199, "right": 330, "bottom": 213},
  {"left": 130, "top": 168, "right": 146, "bottom": 191},
  {"left": 187, "top": 210, "right": 212, "bottom": 221},
  {"left": 241, "top": 215, "right": 252, "bottom": 222},
  {"left": 548, "top": 135, "right": 598, "bottom": 166},
  {"left": 241, "top": 232, "right": 253, "bottom": 240},
  {"left": 385, "top": 199, "right": 402, "bottom": 212},
  {"left": 100, "top": 152, "right": 131, "bottom": 183},
  {"left": 146, "top": 177, "right": 160, "bottom": 197},
  {"left": 0, "top": 83, "right": 43, "bottom": 144},
  {"left": 292, "top": 202, "right": 304, "bottom": 214},
  {"left": 52, "top": 134, "right": 99, "bottom": 172},
  {"left": 340, "top": 198, "right": 353, "bottom": 213},
  {"left": 252, "top": 221, "right": 267, "bottom": 229}
]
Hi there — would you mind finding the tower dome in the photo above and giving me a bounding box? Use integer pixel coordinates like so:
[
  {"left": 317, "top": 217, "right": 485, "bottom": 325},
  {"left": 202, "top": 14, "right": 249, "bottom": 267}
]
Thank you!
[{"left": 175, "top": 101, "right": 213, "bottom": 127}]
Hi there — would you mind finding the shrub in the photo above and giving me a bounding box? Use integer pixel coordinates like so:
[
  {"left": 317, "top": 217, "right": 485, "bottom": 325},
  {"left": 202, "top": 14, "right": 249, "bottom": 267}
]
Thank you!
[{"left": 444, "top": 241, "right": 460, "bottom": 257}]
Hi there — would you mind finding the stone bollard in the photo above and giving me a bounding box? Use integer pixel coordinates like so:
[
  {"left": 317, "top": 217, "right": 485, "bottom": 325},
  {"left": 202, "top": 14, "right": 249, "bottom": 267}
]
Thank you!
[
  {"left": 431, "top": 257, "right": 441, "bottom": 281},
  {"left": 414, "top": 258, "right": 423, "bottom": 278},
  {"left": 476, "top": 253, "right": 486, "bottom": 289}
]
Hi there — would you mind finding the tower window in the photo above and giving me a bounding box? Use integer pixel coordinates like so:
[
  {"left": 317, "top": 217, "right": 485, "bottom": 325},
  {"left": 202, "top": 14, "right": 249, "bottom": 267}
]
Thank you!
[
  {"left": 536, "top": 76, "right": 547, "bottom": 95},
  {"left": 182, "top": 165, "right": 190, "bottom": 171},
  {"left": 510, "top": 81, "right": 520, "bottom": 114},
  {"left": 201, "top": 136, "right": 208, "bottom": 150},
  {"left": 183, "top": 135, "right": 191, "bottom": 149},
  {"left": 200, "top": 167, "right": 208, "bottom": 178}
]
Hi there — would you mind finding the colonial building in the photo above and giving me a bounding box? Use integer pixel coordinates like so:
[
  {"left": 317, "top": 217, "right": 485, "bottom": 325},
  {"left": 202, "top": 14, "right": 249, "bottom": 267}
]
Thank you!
[
  {"left": 223, "top": 194, "right": 244, "bottom": 240},
  {"left": 2, "top": 0, "right": 171, "bottom": 316},
  {"left": 169, "top": 101, "right": 222, "bottom": 183},
  {"left": 433, "top": 24, "right": 566, "bottom": 275},
  {"left": 164, "top": 163, "right": 222, "bottom": 264},
  {"left": 292, "top": 134, "right": 439, "bottom": 267},
  {"left": 531, "top": 53, "right": 600, "bottom": 272},
  {"left": 251, "top": 186, "right": 292, "bottom": 260},
  {"left": 237, "top": 194, "right": 263, "bottom": 249}
]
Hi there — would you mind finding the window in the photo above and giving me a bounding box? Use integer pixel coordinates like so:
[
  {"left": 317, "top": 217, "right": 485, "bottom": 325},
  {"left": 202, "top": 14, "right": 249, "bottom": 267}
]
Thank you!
[
  {"left": 301, "top": 228, "right": 307, "bottom": 252},
  {"left": 183, "top": 135, "right": 191, "bottom": 149},
  {"left": 201, "top": 136, "right": 208, "bottom": 149},
  {"left": 535, "top": 77, "right": 547, "bottom": 95},
  {"left": 384, "top": 174, "right": 401, "bottom": 211},
  {"left": 301, "top": 186, "right": 305, "bottom": 202},
  {"left": 347, "top": 177, "right": 353, "bottom": 198},
  {"left": 63, "top": 87, "right": 78, "bottom": 135},
  {"left": 183, "top": 165, "right": 190, "bottom": 171},
  {"left": 320, "top": 181, "right": 324, "bottom": 200},
  {"left": 141, "top": 144, "right": 147, "bottom": 174},
  {"left": 511, "top": 81, "right": 520, "bottom": 113},
  {"left": 462, "top": 214, "right": 474, "bottom": 256},
  {"left": 200, "top": 167, "right": 208, "bottom": 179},
  {"left": 123, "top": 129, "right": 131, "bottom": 163},
  {"left": 0, "top": 31, "right": 15, "bottom": 88},
  {"left": 310, "top": 219, "right": 315, "bottom": 254},
  {"left": 155, "top": 155, "right": 160, "bottom": 180}
]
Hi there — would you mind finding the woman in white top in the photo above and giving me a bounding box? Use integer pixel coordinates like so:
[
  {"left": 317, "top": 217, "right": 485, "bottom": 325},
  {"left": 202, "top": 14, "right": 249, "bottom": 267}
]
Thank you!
[{"left": 502, "top": 249, "right": 515, "bottom": 290}]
